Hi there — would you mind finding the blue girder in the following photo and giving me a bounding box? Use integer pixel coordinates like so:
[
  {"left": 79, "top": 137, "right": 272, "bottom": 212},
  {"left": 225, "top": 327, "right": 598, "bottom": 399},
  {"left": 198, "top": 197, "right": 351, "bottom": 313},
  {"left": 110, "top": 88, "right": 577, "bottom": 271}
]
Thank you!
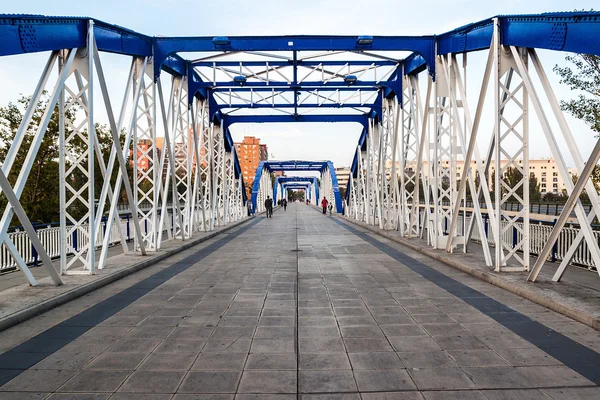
[
  {"left": 274, "top": 176, "right": 318, "bottom": 203},
  {"left": 223, "top": 115, "right": 369, "bottom": 128},
  {"left": 438, "top": 12, "right": 600, "bottom": 56},
  {"left": 250, "top": 161, "right": 343, "bottom": 211},
  {"left": 2, "top": 12, "right": 600, "bottom": 83}
]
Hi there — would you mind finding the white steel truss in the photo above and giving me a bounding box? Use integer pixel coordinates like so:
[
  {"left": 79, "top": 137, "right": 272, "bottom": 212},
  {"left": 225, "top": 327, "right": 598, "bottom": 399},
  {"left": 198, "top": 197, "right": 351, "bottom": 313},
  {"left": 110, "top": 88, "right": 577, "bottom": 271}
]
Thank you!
[
  {"left": 320, "top": 166, "right": 335, "bottom": 213},
  {"left": 133, "top": 58, "right": 159, "bottom": 251},
  {"left": 0, "top": 21, "right": 247, "bottom": 285},
  {"left": 399, "top": 74, "right": 421, "bottom": 237},
  {"left": 344, "top": 17, "right": 600, "bottom": 280},
  {"left": 254, "top": 166, "right": 274, "bottom": 213}
]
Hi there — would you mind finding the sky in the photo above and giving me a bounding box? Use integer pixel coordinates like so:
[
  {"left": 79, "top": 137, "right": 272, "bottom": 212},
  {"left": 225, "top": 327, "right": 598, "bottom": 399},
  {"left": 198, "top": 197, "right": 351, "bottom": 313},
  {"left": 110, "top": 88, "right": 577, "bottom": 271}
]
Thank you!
[{"left": 0, "top": 0, "right": 598, "bottom": 173}]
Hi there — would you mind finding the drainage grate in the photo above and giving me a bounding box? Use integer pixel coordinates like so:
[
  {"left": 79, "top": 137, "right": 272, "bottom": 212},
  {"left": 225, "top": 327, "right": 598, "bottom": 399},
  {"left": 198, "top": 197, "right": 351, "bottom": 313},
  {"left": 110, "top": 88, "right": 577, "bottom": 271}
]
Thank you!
[{"left": 290, "top": 249, "right": 303, "bottom": 252}]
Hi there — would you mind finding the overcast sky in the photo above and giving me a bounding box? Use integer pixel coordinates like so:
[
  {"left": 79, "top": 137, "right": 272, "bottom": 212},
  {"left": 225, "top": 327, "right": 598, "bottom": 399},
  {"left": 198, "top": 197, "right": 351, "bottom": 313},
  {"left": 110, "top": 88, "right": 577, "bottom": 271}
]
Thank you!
[{"left": 0, "top": 0, "right": 598, "bottom": 171}]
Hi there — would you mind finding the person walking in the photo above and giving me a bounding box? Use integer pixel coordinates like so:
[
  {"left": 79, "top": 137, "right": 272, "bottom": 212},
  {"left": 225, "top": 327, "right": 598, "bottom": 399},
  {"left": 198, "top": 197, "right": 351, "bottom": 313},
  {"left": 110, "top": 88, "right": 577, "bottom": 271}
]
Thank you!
[
  {"left": 283, "top": 198, "right": 288, "bottom": 211},
  {"left": 265, "top": 196, "right": 273, "bottom": 218},
  {"left": 321, "top": 197, "right": 328, "bottom": 214}
]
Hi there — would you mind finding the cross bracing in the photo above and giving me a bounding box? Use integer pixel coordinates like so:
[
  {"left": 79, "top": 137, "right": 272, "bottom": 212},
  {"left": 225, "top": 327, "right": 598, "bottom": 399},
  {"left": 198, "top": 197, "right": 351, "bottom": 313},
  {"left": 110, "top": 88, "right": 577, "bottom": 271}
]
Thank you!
[{"left": 1, "top": 12, "right": 600, "bottom": 286}]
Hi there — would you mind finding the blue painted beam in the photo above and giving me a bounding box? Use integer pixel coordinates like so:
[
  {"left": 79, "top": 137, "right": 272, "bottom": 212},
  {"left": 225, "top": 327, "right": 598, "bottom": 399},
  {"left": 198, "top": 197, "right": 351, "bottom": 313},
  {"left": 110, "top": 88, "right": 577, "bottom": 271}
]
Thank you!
[
  {"left": 223, "top": 114, "right": 369, "bottom": 128},
  {"left": 154, "top": 35, "right": 435, "bottom": 78},
  {"left": 193, "top": 60, "right": 398, "bottom": 67},
  {"left": 438, "top": 12, "right": 600, "bottom": 56},
  {"left": 326, "top": 161, "right": 344, "bottom": 214},
  {"left": 199, "top": 80, "right": 396, "bottom": 88},
  {"left": 212, "top": 87, "right": 380, "bottom": 93},
  {"left": 216, "top": 103, "right": 375, "bottom": 109},
  {"left": 277, "top": 177, "right": 319, "bottom": 183},
  {"left": 0, "top": 15, "right": 152, "bottom": 57}
]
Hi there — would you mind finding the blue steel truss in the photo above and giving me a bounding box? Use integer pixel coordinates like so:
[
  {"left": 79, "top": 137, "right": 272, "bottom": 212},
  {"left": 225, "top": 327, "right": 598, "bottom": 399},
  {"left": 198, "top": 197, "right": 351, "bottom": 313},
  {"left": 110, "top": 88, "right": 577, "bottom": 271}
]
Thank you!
[
  {"left": 250, "top": 161, "right": 342, "bottom": 212},
  {"left": 2, "top": 12, "right": 599, "bottom": 124},
  {"left": 274, "top": 177, "right": 319, "bottom": 203},
  {"left": 2, "top": 12, "right": 600, "bottom": 211}
]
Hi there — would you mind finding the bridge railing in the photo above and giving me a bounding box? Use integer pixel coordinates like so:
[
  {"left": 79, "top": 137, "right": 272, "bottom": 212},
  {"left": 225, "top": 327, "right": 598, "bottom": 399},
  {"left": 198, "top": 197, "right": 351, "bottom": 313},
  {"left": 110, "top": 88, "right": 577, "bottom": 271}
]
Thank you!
[
  {"left": 412, "top": 209, "right": 599, "bottom": 272},
  {"left": 0, "top": 211, "right": 173, "bottom": 273}
]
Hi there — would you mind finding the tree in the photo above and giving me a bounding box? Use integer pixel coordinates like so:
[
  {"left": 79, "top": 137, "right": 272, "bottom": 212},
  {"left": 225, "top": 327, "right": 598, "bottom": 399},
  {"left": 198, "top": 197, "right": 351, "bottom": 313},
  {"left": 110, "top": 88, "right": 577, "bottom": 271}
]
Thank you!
[
  {"left": 0, "top": 94, "right": 132, "bottom": 226},
  {"left": 0, "top": 95, "right": 65, "bottom": 225},
  {"left": 554, "top": 54, "right": 600, "bottom": 135},
  {"left": 501, "top": 167, "right": 542, "bottom": 203}
]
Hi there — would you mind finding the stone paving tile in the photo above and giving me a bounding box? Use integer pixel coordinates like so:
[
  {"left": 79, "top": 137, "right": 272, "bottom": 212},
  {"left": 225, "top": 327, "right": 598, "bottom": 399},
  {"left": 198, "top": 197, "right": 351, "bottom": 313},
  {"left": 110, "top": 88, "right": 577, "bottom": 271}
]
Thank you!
[
  {"left": 58, "top": 370, "right": 131, "bottom": 392},
  {"left": 238, "top": 371, "right": 297, "bottom": 394},
  {"left": 191, "top": 353, "right": 247, "bottom": 370},
  {"left": 299, "top": 370, "right": 357, "bottom": 393},
  {"left": 0, "top": 369, "right": 77, "bottom": 392},
  {"left": 397, "top": 350, "right": 456, "bottom": 368},
  {"left": 178, "top": 371, "right": 242, "bottom": 393},
  {"left": 408, "top": 367, "right": 478, "bottom": 390},
  {"left": 348, "top": 352, "right": 404, "bottom": 370},
  {"left": 299, "top": 353, "right": 351, "bottom": 370},
  {"left": 138, "top": 352, "right": 198, "bottom": 371},
  {"left": 85, "top": 352, "right": 147, "bottom": 370},
  {"left": 543, "top": 387, "right": 600, "bottom": 399},
  {"left": 421, "top": 391, "right": 487, "bottom": 400},
  {"left": 118, "top": 370, "right": 185, "bottom": 393},
  {"left": 354, "top": 369, "right": 417, "bottom": 392},
  {"left": 47, "top": 394, "right": 110, "bottom": 400},
  {"left": 245, "top": 353, "right": 297, "bottom": 370}
]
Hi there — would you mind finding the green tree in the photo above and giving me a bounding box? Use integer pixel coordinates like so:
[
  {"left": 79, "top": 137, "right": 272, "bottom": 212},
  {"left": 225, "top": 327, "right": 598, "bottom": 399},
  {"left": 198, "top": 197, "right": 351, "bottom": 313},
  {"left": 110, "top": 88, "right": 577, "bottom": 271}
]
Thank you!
[
  {"left": 554, "top": 54, "right": 600, "bottom": 135},
  {"left": 0, "top": 95, "right": 66, "bottom": 225},
  {"left": 0, "top": 94, "right": 133, "bottom": 225},
  {"left": 502, "top": 167, "right": 542, "bottom": 203}
]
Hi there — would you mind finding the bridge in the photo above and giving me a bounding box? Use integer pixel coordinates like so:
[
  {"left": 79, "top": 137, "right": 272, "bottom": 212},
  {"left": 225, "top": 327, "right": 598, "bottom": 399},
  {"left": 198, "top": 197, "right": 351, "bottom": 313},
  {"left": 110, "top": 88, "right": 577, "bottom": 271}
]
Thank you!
[{"left": 1, "top": 11, "right": 600, "bottom": 398}]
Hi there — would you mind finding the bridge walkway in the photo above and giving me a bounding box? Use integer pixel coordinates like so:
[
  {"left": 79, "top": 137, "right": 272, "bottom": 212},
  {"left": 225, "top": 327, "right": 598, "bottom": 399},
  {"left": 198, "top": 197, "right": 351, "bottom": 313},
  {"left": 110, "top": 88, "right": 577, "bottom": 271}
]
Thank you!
[{"left": 0, "top": 203, "right": 599, "bottom": 399}]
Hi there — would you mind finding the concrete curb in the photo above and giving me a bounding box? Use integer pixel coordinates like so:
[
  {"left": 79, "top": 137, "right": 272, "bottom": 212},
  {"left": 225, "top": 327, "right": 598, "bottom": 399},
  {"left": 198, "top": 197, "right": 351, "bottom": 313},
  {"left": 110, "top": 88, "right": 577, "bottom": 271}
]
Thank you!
[
  {"left": 0, "top": 216, "right": 256, "bottom": 333},
  {"left": 339, "top": 216, "right": 600, "bottom": 331}
]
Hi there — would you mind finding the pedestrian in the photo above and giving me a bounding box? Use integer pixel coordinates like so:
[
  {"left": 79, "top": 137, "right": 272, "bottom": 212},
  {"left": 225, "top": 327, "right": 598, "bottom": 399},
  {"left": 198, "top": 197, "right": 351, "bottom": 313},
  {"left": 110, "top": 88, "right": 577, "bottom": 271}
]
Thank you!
[
  {"left": 265, "top": 196, "right": 273, "bottom": 218},
  {"left": 247, "top": 201, "right": 252, "bottom": 216},
  {"left": 328, "top": 203, "right": 333, "bottom": 215},
  {"left": 283, "top": 198, "right": 287, "bottom": 211},
  {"left": 321, "top": 197, "right": 328, "bottom": 214}
]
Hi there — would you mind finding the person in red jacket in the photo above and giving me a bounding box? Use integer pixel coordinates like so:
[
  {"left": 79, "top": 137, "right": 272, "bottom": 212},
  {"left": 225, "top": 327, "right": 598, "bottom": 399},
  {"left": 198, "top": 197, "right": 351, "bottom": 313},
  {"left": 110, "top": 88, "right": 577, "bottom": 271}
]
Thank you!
[{"left": 321, "top": 197, "right": 328, "bottom": 214}]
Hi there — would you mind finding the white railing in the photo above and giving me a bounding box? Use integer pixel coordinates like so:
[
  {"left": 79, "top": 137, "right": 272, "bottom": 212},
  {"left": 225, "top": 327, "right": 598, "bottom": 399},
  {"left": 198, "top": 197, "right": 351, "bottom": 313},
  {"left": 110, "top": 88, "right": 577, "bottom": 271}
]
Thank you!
[
  {"left": 417, "top": 209, "right": 599, "bottom": 271},
  {"left": 0, "top": 212, "right": 173, "bottom": 273}
]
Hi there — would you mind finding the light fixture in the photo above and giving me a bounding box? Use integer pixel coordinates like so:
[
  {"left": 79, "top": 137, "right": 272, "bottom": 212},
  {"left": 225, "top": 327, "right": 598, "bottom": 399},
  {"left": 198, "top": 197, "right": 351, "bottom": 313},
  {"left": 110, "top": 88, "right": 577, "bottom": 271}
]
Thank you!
[
  {"left": 213, "top": 36, "right": 230, "bottom": 46},
  {"left": 344, "top": 74, "right": 358, "bottom": 85},
  {"left": 356, "top": 35, "right": 373, "bottom": 46}
]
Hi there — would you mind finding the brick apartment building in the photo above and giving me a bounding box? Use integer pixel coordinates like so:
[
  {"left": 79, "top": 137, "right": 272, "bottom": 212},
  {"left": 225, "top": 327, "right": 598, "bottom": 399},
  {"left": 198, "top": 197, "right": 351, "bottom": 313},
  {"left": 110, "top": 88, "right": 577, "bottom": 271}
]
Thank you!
[{"left": 235, "top": 136, "right": 269, "bottom": 199}]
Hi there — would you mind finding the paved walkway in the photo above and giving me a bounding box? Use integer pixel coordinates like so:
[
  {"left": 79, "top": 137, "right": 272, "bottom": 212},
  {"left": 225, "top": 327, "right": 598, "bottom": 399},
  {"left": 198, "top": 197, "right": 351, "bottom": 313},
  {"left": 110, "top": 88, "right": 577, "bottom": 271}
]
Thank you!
[{"left": 0, "top": 203, "right": 599, "bottom": 399}]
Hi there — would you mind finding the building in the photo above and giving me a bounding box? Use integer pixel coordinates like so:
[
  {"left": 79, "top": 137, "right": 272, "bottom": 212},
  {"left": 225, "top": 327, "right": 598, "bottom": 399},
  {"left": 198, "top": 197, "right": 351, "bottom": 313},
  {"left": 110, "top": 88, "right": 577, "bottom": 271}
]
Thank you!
[
  {"left": 234, "top": 136, "right": 269, "bottom": 198},
  {"left": 335, "top": 167, "right": 351, "bottom": 189},
  {"left": 385, "top": 158, "right": 576, "bottom": 195}
]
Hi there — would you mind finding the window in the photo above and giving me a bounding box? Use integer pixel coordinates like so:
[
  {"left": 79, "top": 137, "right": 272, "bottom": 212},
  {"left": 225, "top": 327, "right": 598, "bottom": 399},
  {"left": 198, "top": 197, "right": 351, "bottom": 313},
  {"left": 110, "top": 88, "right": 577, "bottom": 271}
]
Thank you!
[
  {"left": 553, "top": 178, "right": 558, "bottom": 182},
  {"left": 553, "top": 172, "right": 558, "bottom": 177},
  {"left": 541, "top": 184, "right": 546, "bottom": 188},
  {"left": 541, "top": 178, "right": 546, "bottom": 182}
]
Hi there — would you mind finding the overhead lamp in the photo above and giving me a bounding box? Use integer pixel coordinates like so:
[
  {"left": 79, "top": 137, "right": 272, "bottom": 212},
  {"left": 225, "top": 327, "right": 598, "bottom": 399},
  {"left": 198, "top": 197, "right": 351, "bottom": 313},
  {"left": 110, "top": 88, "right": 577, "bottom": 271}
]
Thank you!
[
  {"left": 233, "top": 75, "right": 247, "bottom": 84},
  {"left": 212, "top": 36, "right": 231, "bottom": 46},
  {"left": 356, "top": 35, "right": 373, "bottom": 46},
  {"left": 344, "top": 74, "right": 358, "bottom": 85}
]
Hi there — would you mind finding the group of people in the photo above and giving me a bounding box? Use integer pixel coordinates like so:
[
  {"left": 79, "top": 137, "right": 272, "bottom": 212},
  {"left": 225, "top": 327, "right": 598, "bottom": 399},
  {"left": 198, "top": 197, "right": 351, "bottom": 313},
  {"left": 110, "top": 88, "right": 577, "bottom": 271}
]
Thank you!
[
  {"left": 262, "top": 196, "right": 332, "bottom": 218},
  {"left": 263, "top": 196, "right": 287, "bottom": 218}
]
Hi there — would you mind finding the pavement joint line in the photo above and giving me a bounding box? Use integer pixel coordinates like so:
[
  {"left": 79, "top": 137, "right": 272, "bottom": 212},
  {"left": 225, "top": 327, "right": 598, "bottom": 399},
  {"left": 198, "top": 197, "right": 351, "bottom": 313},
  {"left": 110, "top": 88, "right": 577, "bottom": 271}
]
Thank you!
[
  {"left": 0, "top": 216, "right": 258, "bottom": 333},
  {"left": 339, "top": 215, "right": 600, "bottom": 332},
  {"left": 0, "top": 217, "right": 261, "bottom": 387},
  {"left": 333, "top": 216, "right": 600, "bottom": 385}
]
